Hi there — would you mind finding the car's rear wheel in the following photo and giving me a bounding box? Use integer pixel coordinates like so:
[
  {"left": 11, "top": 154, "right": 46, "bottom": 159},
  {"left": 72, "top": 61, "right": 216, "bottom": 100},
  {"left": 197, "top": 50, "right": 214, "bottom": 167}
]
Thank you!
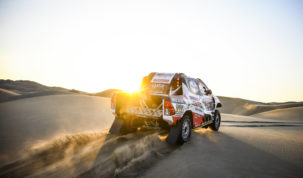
[
  {"left": 177, "top": 115, "right": 192, "bottom": 144},
  {"left": 210, "top": 110, "right": 221, "bottom": 131}
]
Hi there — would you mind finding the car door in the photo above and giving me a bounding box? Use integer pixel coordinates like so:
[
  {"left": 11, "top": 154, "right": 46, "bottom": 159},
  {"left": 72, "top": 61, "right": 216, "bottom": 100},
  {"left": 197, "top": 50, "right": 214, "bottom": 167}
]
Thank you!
[
  {"left": 186, "top": 78, "right": 203, "bottom": 127},
  {"left": 197, "top": 80, "right": 214, "bottom": 114}
]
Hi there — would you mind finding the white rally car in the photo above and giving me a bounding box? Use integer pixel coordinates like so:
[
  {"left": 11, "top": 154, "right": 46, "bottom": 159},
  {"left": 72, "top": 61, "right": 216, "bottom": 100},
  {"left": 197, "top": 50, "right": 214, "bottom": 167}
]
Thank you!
[{"left": 110, "top": 72, "right": 222, "bottom": 144}]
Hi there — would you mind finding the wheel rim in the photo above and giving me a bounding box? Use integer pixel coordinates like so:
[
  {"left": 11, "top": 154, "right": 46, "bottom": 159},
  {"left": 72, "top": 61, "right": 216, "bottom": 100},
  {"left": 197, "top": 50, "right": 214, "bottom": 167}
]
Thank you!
[
  {"left": 215, "top": 113, "right": 220, "bottom": 128},
  {"left": 182, "top": 119, "right": 190, "bottom": 140}
]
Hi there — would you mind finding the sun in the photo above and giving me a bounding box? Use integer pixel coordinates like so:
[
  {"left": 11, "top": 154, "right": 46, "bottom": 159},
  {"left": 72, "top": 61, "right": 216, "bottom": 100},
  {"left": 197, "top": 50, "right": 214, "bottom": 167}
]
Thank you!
[
  {"left": 122, "top": 83, "right": 141, "bottom": 93},
  {"left": 116, "top": 77, "right": 142, "bottom": 94}
]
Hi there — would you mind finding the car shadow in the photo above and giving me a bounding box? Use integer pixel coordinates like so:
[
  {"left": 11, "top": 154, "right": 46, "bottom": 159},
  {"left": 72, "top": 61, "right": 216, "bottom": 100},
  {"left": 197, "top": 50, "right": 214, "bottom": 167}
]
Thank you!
[{"left": 78, "top": 128, "right": 178, "bottom": 178}]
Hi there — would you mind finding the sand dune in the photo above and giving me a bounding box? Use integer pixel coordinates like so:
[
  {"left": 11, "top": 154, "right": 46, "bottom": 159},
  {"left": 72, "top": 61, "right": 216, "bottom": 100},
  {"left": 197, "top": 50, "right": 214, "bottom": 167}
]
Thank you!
[
  {"left": 0, "top": 80, "right": 69, "bottom": 95},
  {"left": 0, "top": 94, "right": 114, "bottom": 165},
  {"left": 218, "top": 96, "right": 303, "bottom": 115},
  {"left": 0, "top": 88, "right": 20, "bottom": 103},
  {"left": 0, "top": 93, "right": 303, "bottom": 177},
  {"left": 0, "top": 81, "right": 303, "bottom": 177},
  {"left": 0, "top": 80, "right": 73, "bottom": 103},
  {"left": 93, "top": 89, "right": 122, "bottom": 98},
  {"left": 253, "top": 106, "right": 303, "bottom": 122},
  {"left": 0, "top": 88, "right": 20, "bottom": 96}
]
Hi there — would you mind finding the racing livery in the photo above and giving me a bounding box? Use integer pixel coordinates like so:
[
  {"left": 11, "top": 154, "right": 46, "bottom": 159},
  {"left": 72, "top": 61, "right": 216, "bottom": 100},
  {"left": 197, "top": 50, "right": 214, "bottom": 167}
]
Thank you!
[{"left": 110, "top": 72, "right": 222, "bottom": 144}]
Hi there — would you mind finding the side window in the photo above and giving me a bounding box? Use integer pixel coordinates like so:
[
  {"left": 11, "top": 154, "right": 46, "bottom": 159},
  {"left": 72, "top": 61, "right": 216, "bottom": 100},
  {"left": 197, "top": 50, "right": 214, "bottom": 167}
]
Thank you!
[
  {"left": 189, "top": 79, "right": 199, "bottom": 95},
  {"left": 197, "top": 81, "right": 207, "bottom": 95},
  {"left": 170, "top": 77, "right": 183, "bottom": 95}
]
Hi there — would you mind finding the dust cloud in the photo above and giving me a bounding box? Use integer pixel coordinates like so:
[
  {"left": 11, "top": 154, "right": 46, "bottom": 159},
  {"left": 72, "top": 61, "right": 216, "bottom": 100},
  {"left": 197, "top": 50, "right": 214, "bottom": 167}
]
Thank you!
[{"left": 0, "top": 129, "right": 176, "bottom": 178}]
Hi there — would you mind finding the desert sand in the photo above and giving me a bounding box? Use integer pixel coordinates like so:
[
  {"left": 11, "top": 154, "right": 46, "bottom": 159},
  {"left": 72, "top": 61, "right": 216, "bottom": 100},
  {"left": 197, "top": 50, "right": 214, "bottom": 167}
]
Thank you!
[
  {"left": 0, "top": 94, "right": 114, "bottom": 165},
  {"left": 0, "top": 93, "right": 302, "bottom": 178}
]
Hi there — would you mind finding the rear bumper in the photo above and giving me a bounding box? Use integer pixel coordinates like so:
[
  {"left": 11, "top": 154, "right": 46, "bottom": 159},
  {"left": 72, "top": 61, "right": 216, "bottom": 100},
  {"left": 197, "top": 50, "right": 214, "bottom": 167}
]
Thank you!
[
  {"left": 163, "top": 115, "right": 182, "bottom": 126},
  {"left": 163, "top": 115, "right": 173, "bottom": 125},
  {"left": 125, "top": 106, "right": 162, "bottom": 118},
  {"left": 117, "top": 106, "right": 180, "bottom": 126}
]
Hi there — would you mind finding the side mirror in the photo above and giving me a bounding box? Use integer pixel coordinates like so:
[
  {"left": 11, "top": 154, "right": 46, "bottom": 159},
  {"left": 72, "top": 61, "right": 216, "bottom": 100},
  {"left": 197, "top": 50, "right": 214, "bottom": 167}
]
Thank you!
[{"left": 205, "top": 89, "right": 212, "bottom": 95}]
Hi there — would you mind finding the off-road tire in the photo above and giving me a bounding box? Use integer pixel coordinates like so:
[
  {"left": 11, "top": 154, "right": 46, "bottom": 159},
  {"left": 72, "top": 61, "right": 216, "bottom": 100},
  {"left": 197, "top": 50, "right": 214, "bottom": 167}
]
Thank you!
[
  {"left": 177, "top": 114, "right": 192, "bottom": 144},
  {"left": 210, "top": 110, "right": 221, "bottom": 131}
]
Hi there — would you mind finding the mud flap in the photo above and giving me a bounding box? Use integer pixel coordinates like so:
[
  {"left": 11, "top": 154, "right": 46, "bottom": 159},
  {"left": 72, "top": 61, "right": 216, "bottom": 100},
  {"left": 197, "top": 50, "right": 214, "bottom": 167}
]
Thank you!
[
  {"left": 166, "top": 122, "right": 182, "bottom": 144},
  {"left": 109, "top": 117, "right": 124, "bottom": 134}
]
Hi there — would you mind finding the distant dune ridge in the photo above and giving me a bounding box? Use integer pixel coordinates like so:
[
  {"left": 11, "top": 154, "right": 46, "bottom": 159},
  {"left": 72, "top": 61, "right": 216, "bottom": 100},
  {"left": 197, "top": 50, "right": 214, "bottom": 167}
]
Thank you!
[
  {"left": 0, "top": 80, "right": 72, "bottom": 102},
  {"left": 218, "top": 96, "right": 303, "bottom": 116},
  {"left": 96, "top": 88, "right": 303, "bottom": 116},
  {"left": 93, "top": 89, "right": 122, "bottom": 98},
  {"left": 0, "top": 80, "right": 116, "bottom": 103},
  {"left": 1, "top": 79, "right": 303, "bottom": 116}
]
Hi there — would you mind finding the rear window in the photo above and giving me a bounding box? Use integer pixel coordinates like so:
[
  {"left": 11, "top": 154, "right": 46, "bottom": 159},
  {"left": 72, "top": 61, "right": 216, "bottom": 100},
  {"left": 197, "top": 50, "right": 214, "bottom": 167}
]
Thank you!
[
  {"left": 141, "top": 74, "right": 183, "bottom": 95},
  {"left": 151, "top": 73, "right": 175, "bottom": 84}
]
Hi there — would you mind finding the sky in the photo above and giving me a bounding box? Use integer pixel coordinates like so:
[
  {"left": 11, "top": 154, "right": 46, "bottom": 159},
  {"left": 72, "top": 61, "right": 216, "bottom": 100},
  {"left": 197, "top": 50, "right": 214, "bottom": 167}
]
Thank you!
[{"left": 0, "top": 0, "right": 302, "bottom": 102}]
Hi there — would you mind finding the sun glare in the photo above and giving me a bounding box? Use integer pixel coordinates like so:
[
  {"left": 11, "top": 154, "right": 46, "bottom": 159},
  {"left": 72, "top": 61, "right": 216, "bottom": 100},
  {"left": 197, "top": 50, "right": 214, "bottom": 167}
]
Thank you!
[
  {"left": 122, "top": 82, "right": 141, "bottom": 94},
  {"left": 123, "top": 87, "right": 140, "bottom": 94},
  {"left": 115, "top": 77, "right": 142, "bottom": 94}
]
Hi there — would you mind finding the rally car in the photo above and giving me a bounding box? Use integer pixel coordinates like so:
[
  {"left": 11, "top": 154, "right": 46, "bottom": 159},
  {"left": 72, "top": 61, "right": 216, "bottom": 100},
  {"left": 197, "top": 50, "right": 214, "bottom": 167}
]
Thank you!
[{"left": 109, "top": 72, "right": 222, "bottom": 144}]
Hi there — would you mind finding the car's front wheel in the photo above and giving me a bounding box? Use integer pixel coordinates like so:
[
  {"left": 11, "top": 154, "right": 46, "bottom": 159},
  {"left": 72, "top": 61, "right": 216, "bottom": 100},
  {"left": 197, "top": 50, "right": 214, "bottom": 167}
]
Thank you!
[{"left": 210, "top": 110, "right": 221, "bottom": 131}]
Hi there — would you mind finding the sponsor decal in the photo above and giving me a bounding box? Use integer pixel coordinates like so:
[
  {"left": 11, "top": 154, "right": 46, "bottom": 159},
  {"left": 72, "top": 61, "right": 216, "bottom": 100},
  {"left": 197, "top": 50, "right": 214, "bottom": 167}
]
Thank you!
[
  {"left": 190, "top": 96, "right": 199, "bottom": 101},
  {"left": 152, "top": 79, "right": 169, "bottom": 83},
  {"left": 194, "top": 107, "right": 203, "bottom": 113},
  {"left": 192, "top": 112, "right": 204, "bottom": 127},
  {"left": 152, "top": 83, "right": 165, "bottom": 88},
  {"left": 151, "top": 73, "right": 175, "bottom": 84},
  {"left": 194, "top": 113, "right": 201, "bottom": 119},
  {"left": 150, "top": 83, "right": 167, "bottom": 94},
  {"left": 194, "top": 102, "right": 202, "bottom": 107},
  {"left": 171, "top": 96, "right": 186, "bottom": 104},
  {"left": 175, "top": 104, "right": 184, "bottom": 113}
]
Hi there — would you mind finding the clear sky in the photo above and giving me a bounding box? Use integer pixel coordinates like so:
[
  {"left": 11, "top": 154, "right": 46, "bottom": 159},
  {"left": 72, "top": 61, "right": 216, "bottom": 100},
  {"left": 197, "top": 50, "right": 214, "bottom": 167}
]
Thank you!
[{"left": 1, "top": 0, "right": 302, "bottom": 102}]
